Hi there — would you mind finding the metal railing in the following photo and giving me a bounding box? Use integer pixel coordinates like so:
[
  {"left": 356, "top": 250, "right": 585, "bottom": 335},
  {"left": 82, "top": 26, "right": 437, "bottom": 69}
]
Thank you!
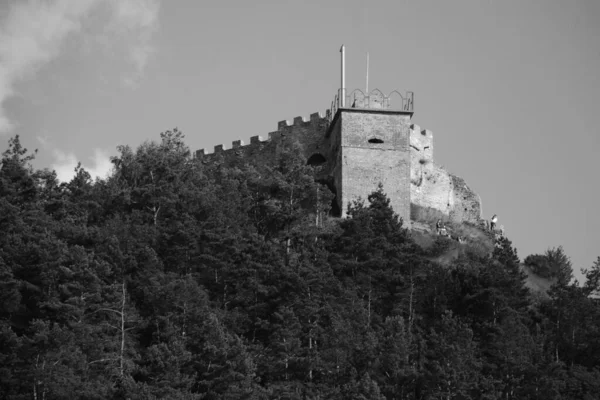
[{"left": 327, "top": 89, "right": 414, "bottom": 123}]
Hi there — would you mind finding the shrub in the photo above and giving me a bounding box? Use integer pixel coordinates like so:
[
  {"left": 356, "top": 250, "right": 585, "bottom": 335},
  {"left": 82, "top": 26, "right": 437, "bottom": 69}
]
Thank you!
[
  {"left": 429, "top": 235, "right": 455, "bottom": 257},
  {"left": 524, "top": 254, "right": 552, "bottom": 278}
]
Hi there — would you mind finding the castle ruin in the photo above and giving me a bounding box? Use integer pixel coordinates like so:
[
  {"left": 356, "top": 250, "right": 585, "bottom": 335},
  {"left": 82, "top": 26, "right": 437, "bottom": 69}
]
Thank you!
[{"left": 195, "top": 88, "right": 482, "bottom": 226}]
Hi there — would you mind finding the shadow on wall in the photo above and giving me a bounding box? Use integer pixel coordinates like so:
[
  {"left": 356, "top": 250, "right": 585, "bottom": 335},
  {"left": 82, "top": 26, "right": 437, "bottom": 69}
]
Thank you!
[
  {"left": 314, "top": 176, "right": 340, "bottom": 217},
  {"left": 410, "top": 203, "right": 447, "bottom": 224},
  {"left": 307, "top": 153, "right": 340, "bottom": 217}
]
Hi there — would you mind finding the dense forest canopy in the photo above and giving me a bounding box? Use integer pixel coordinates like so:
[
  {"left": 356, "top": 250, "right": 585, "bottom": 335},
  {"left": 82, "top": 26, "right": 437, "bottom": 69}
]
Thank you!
[{"left": 1, "top": 132, "right": 599, "bottom": 399}]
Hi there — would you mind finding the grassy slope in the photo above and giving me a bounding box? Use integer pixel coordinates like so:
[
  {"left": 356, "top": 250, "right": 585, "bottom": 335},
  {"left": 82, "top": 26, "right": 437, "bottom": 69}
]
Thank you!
[{"left": 409, "top": 212, "right": 553, "bottom": 296}]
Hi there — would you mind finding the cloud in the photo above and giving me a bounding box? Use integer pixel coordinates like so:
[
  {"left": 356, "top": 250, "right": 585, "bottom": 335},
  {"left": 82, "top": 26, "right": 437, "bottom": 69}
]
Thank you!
[
  {"left": 35, "top": 134, "right": 50, "bottom": 149},
  {"left": 103, "top": 0, "right": 160, "bottom": 86},
  {"left": 0, "top": 0, "right": 160, "bottom": 133},
  {"left": 52, "top": 148, "right": 113, "bottom": 182}
]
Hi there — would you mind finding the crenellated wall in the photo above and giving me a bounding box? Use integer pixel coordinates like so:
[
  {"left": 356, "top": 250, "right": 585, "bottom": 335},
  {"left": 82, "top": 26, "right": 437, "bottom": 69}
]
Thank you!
[
  {"left": 195, "top": 105, "right": 482, "bottom": 225},
  {"left": 195, "top": 112, "right": 331, "bottom": 167}
]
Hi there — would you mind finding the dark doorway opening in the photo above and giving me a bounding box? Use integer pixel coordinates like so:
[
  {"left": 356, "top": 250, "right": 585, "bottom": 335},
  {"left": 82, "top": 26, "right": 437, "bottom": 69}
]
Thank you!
[{"left": 307, "top": 153, "right": 327, "bottom": 166}]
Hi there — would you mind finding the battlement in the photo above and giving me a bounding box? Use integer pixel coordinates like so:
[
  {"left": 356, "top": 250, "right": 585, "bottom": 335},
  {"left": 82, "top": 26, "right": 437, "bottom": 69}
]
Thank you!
[
  {"left": 196, "top": 86, "right": 414, "bottom": 160},
  {"left": 277, "top": 112, "right": 326, "bottom": 130},
  {"left": 194, "top": 86, "right": 481, "bottom": 225},
  {"left": 195, "top": 111, "right": 329, "bottom": 160}
]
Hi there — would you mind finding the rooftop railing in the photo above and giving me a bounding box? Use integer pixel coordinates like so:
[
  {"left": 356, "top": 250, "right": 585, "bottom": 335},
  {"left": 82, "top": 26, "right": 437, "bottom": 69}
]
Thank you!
[{"left": 328, "top": 89, "right": 414, "bottom": 123}]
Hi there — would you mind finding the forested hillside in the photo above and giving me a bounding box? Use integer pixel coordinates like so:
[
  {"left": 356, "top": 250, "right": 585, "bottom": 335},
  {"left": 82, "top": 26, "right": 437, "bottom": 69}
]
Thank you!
[{"left": 1, "top": 132, "right": 599, "bottom": 399}]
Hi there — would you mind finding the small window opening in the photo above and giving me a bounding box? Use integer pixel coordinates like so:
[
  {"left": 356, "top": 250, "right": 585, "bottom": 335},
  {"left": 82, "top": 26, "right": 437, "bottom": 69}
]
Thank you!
[
  {"left": 424, "top": 146, "right": 430, "bottom": 150},
  {"left": 368, "top": 138, "right": 384, "bottom": 144}
]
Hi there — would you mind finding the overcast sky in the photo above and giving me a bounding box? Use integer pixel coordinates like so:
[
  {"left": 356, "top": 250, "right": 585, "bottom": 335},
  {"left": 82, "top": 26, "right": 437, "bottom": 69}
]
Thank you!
[{"left": 1, "top": 0, "right": 599, "bottom": 281}]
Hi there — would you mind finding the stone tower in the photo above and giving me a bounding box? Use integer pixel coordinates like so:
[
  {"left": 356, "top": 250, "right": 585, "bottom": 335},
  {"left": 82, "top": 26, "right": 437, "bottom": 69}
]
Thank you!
[
  {"left": 195, "top": 87, "right": 481, "bottom": 226},
  {"left": 326, "top": 89, "right": 413, "bottom": 223}
]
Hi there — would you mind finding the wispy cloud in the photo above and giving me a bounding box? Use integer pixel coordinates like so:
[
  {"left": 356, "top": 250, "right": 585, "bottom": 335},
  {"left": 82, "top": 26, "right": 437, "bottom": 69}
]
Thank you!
[
  {"left": 37, "top": 135, "right": 114, "bottom": 182},
  {"left": 0, "top": 0, "right": 160, "bottom": 133},
  {"left": 103, "top": 0, "right": 160, "bottom": 86},
  {"left": 52, "top": 148, "right": 113, "bottom": 182}
]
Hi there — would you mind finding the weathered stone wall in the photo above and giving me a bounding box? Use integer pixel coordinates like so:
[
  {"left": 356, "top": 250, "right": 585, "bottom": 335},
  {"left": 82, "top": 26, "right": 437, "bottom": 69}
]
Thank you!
[
  {"left": 409, "top": 123, "right": 433, "bottom": 164},
  {"left": 409, "top": 125, "right": 481, "bottom": 223},
  {"left": 195, "top": 112, "right": 330, "bottom": 166},
  {"left": 195, "top": 106, "right": 481, "bottom": 226},
  {"left": 335, "top": 110, "right": 411, "bottom": 224},
  {"left": 449, "top": 174, "right": 482, "bottom": 222}
]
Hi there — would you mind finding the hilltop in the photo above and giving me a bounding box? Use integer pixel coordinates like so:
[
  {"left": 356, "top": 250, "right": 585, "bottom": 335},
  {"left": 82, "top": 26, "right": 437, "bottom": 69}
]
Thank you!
[
  {"left": 409, "top": 209, "right": 555, "bottom": 296},
  {"left": 1, "top": 133, "right": 599, "bottom": 399}
]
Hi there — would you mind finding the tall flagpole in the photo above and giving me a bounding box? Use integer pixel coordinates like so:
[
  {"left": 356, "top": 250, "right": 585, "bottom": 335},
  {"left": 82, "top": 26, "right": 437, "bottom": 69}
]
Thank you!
[
  {"left": 366, "top": 52, "right": 369, "bottom": 93},
  {"left": 340, "top": 45, "right": 346, "bottom": 108}
]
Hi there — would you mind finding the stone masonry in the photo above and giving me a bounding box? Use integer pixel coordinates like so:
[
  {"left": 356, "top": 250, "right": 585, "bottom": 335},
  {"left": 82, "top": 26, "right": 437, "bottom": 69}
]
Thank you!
[
  {"left": 195, "top": 90, "right": 482, "bottom": 226},
  {"left": 409, "top": 123, "right": 481, "bottom": 223},
  {"left": 329, "top": 109, "right": 411, "bottom": 224}
]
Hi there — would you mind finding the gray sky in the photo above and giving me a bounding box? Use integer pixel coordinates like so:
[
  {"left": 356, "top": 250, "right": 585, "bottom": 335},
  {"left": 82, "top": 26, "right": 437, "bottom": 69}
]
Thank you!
[{"left": 1, "top": 0, "right": 599, "bottom": 281}]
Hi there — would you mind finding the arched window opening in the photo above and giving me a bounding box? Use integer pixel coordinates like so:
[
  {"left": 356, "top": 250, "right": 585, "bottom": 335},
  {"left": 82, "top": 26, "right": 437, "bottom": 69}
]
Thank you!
[
  {"left": 368, "top": 138, "right": 384, "bottom": 144},
  {"left": 307, "top": 153, "right": 327, "bottom": 166}
]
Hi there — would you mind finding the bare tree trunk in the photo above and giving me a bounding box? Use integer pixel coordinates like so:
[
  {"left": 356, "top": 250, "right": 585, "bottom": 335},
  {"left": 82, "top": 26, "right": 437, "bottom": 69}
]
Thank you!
[
  {"left": 33, "top": 354, "right": 48, "bottom": 400},
  {"left": 153, "top": 206, "right": 160, "bottom": 226},
  {"left": 309, "top": 328, "right": 313, "bottom": 381},
  {"left": 120, "top": 281, "right": 126, "bottom": 377},
  {"left": 316, "top": 185, "right": 320, "bottom": 228},
  {"left": 409, "top": 278, "right": 414, "bottom": 327},
  {"left": 149, "top": 170, "right": 160, "bottom": 226},
  {"left": 284, "top": 338, "right": 289, "bottom": 381},
  {"left": 33, "top": 354, "right": 39, "bottom": 400},
  {"left": 308, "top": 286, "right": 313, "bottom": 381},
  {"left": 182, "top": 301, "right": 187, "bottom": 338},
  {"left": 367, "top": 275, "right": 372, "bottom": 327},
  {"left": 555, "top": 318, "right": 560, "bottom": 363},
  {"left": 408, "top": 274, "right": 415, "bottom": 336},
  {"left": 285, "top": 187, "right": 294, "bottom": 266}
]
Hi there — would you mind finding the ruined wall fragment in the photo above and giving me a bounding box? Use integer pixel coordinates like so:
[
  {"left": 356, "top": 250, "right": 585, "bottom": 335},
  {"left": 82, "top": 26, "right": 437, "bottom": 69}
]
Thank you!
[{"left": 409, "top": 125, "right": 481, "bottom": 223}]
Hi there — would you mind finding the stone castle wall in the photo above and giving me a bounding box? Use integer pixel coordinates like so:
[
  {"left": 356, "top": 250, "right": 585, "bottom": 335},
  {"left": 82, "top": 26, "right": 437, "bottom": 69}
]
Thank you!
[
  {"left": 195, "top": 112, "right": 330, "bottom": 164},
  {"left": 409, "top": 124, "right": 481, "bottom": 223},
  {"left": 196, "top": 110, "right": 481, "bottom": 225}
]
